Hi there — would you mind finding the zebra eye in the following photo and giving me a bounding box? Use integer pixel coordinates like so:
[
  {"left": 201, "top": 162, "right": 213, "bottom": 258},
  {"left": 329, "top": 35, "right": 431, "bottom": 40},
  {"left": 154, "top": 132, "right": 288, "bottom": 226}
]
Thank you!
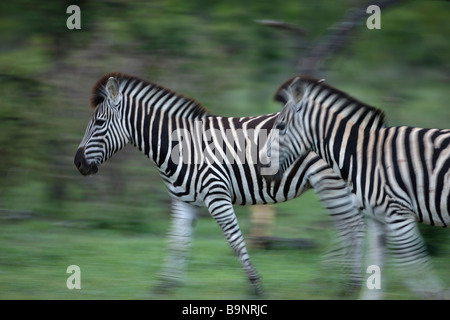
[
  {"left": 276, "top": 122, "right": 287, "bottom": 132},
  {"left": 94, "top": 118, "right": 106, "bottom": 126}
]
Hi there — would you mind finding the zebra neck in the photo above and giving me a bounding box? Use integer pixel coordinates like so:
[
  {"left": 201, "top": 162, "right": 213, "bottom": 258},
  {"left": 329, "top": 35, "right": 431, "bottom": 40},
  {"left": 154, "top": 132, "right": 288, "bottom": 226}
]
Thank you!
[
  {"left": 306, "top": 114, "right": 357, "bottom": 183},
  {"left": 301, "top": 87, "right": 386, "bottom": 182},
  {"left": 126, "top": 98, "right": 206, "bottom": 168}
]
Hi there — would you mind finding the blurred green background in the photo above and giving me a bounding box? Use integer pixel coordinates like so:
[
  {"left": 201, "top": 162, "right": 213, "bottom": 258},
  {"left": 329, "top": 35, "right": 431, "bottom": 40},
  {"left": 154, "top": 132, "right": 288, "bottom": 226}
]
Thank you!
[{"left": 0, "top": 0, "right": 448, "bottom": 299}]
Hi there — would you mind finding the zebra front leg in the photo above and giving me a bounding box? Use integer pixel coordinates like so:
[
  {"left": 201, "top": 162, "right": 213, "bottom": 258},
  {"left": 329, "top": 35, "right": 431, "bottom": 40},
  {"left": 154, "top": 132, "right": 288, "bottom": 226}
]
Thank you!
[
  {"left": 359, "top": 217, "right": 386, "bottom": 300},
  {"left": 205, "top": 196, "right": 263, "bottom": 296},
  {"left": 155, "top": 198, "right": 197, "bottom": 293},
  {"left": 385, "top": 213, "right": 445, "bottom": 299},
  {"left": 308, "top": 169, "right": 365, "bottom": 293}
]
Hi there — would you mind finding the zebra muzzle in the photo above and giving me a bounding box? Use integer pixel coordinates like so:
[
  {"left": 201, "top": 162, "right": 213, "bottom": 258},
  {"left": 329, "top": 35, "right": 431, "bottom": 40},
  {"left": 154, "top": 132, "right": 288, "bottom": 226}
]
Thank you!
[{"left": 74, "top": 147, "right": 98, "bottom": 176}]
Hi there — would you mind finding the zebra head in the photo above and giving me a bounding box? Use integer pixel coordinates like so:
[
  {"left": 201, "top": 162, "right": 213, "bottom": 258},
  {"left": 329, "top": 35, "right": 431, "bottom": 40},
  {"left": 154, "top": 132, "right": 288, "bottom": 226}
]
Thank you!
[
  {"left": 74, "top": 76, "right": 131, "bottom": 176},
  {"left": 265, "top": 76, "right": 312, "bottom": 178}
]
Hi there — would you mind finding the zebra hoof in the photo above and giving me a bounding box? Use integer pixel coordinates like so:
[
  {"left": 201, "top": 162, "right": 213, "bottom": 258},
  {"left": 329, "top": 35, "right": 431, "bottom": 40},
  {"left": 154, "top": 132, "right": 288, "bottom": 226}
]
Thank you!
[
  {"left": 152, "top": 277, "right": 183, "bottom": 295},
  {"left": 337, "top": 279, "right": 362, "bottom": 297},
  {"left": 250, "top": 280, "right": 264, "bottom": 297}
]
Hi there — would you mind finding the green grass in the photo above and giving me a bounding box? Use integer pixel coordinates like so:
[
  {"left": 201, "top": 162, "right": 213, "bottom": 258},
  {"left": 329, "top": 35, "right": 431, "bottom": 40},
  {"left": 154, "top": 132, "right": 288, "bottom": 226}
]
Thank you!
[{"left": 1, "top": 190, "right": 448, "bottom": 300}]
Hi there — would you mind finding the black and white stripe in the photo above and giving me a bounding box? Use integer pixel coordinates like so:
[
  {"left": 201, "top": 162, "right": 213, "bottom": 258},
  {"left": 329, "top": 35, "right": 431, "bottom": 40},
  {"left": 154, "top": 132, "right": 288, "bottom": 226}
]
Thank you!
[
  {"left": 74, "top": 73, "right": 364, "bottom": 295},
  {"left": 268, "top": 76, "right": 449, "bottom": 298}
]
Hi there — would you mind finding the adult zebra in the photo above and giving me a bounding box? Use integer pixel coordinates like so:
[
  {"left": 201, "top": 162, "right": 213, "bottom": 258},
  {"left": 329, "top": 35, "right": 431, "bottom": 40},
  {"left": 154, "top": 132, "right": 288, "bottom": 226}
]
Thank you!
[
  {"left": 74, "top": 72, "right": 364, "bottom": 295},
  {"left": 265, "top": 76, "right": 449, "bottom": 298}
]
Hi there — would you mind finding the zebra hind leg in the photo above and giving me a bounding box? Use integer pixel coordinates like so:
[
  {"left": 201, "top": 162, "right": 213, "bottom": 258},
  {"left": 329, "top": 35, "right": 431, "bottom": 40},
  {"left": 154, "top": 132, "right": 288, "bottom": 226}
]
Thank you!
[{"left": 206, "top": 196, "right": 263, "bottom": 296}]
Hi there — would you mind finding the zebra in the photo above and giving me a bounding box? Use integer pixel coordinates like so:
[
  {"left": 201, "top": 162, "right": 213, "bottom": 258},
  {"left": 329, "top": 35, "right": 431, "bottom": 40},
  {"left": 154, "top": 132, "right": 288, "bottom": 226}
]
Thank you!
[
  {"left": 74, "top": 72, "right": 364, "bottom": 295},
  {"left": 265, "top": 75, "right": 449, "bottom": 298}
]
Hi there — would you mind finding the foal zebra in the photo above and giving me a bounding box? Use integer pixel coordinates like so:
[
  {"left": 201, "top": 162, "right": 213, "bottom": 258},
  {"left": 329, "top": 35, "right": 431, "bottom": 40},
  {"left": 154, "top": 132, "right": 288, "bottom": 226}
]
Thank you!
[
  {"left": 74, "top": 73, "right": 364, "bottom": 295},
  {"left": 265, "top": 76, "right": 449, "bottom": 298}
]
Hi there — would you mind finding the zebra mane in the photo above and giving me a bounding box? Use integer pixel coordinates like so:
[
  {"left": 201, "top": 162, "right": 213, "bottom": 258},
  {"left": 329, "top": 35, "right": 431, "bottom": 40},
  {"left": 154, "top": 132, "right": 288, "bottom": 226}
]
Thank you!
[
  {"left": 90, "top": 72, "right": 210, "bottom": 117},
  {"left": 274, "top": 76, "right": 386, "bottom": 128}
]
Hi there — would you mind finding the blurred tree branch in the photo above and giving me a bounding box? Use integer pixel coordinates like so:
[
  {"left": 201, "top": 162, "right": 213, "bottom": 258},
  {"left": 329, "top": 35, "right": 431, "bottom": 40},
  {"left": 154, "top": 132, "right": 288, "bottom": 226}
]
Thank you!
[
  {"left": 254, "top": 19, "right": 307, "bottom": 37},
  {"left": 257, "top": 0, "right": 401, "bottom": 76}
]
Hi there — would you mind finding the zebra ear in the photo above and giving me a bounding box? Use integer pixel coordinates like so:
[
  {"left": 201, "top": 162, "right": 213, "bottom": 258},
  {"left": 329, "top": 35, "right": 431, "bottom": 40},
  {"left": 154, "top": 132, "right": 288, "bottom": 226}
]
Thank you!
[
  {"left": 274, "top": 76, "right": 300, "bottom": 104},
  {"left": 288, "top": 77, "right": 302, "bottom": 101},
  {"left": 287, "top": 77, "right": 304, "bottom": 112},
  {"left": 106, "top": 77, "right": 122, "bottom": 105}
]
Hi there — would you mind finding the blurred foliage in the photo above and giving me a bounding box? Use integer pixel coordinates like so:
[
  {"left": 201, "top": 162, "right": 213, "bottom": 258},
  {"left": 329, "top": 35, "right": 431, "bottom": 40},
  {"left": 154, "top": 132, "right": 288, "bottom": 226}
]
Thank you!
[{"left": 0, "top": 0, "right": 448, "bottom": 299}]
